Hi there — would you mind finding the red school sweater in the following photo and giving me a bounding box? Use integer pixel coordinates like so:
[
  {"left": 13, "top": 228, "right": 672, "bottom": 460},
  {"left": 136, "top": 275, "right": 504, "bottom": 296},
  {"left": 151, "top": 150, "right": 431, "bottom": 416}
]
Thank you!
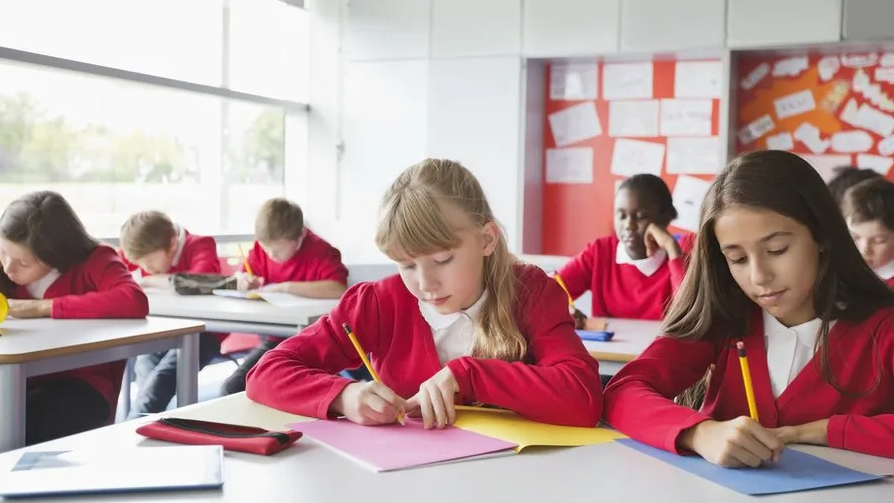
[
  {"left": 556, "top": 234, "right": 693, "bottom": 320},
  {"left": 14, "top": 245, "right": 150, "bottom": 419},
  {"left": 244, "top": 230, "right": 348, "bottom": 286},
  {"left": 245, "top": 264, "right": 604, "bottom": 427},
  {"left": 120, "top": 229, "right": 221, "bottom": 276},
  {"left": 604, "top": 307, "right": 894, "bottom": 459}
]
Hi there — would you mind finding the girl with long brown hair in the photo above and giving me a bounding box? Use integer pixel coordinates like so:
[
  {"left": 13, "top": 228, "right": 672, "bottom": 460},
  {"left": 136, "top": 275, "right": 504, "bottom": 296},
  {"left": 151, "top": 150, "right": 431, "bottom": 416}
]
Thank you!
[
  {"left": 247, "top": 159, "right": 603, "bottom": 428},
  {"left": 604, "top": 151, "right": 894, "bottom": 465}
]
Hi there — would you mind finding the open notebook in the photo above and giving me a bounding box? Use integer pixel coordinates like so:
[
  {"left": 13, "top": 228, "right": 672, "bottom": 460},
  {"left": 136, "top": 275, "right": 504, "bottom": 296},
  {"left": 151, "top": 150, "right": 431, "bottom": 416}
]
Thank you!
[
  {"left": 289, "top": 406, "right": 625, "bottom": 472},
  {"left": 0, "top": 445, "right": 223, "bottom": 498},
  {"left": 211, "top": 289, "right": 308, "bottom": 307}
]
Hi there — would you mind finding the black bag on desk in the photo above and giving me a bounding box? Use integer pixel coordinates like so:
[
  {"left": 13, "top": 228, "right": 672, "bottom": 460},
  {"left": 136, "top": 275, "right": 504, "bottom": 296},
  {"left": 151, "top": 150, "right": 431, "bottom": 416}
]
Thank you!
[{"left": 169, "top": 273, "right": 237, "bottom": 295}]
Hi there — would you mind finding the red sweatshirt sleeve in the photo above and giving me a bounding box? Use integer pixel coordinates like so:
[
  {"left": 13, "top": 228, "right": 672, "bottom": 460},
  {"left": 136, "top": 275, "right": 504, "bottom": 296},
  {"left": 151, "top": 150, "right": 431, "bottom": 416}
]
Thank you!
[
  {"left": 244, "top": 241, "right": 267, "bottom": 278},
  {"left": 826, "top": 318, "right": 894, "bottom": 458},
  {"left": 245, "top": 283, "right": 379, "bottom": 417},
  {"left": 184, "top": 236, "right": 221, "bottom": 274},
  {"left": 556, "top": 240, "right": 597, "bottom": 300},
  {"left": 603, "top": 335, "right": 717, "bottom": 453},
  {"left": 52, "top": 247, "right": 150, "bottom": 319},
  {"left": 314, "top": 245, "right": 349, "bottom": 285},
  {"left": 668, "top": 233, "right": 696, "bottom": 290},
  {"left": 446, "top": 271, "right": 603, "bottom": 427}
]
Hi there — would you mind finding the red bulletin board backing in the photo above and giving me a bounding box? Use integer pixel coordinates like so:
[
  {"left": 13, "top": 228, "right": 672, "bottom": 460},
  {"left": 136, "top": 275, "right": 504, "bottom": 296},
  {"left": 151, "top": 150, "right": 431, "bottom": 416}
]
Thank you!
[
  {"left": 541, "top": 60, "right": 721, "bottom": 257},
  {"left": 736, "top": 52, "right": 894, "bottom": 180}
]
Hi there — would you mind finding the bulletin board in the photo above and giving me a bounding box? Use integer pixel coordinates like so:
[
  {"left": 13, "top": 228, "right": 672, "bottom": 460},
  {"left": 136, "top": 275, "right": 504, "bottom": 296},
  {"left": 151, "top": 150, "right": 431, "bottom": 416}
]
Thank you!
[
  {"left": 736, "top": 52, "right": 894, "bottom": 181},
  {"left": 541, "top": 59, "right": 722, "bottom": 257}
]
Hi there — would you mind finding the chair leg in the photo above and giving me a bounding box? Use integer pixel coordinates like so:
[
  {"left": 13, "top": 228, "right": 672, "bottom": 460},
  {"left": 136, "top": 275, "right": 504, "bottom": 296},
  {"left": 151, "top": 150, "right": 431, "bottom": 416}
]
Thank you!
[{"left": 116, "top": 358, "right": 136, "bottom": 422}]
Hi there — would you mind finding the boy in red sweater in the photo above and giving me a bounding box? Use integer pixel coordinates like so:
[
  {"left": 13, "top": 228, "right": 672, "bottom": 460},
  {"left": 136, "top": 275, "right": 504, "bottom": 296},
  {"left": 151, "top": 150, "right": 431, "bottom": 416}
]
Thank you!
[
  {"left": 220, "top": 198, "right": 348, "bottom": 395},
  {"left": 604, "top": 151, "right": 894, "bottom": 464},
  {"left": 0, "top": 191, "right": 148, "bottom": 444},
  {"left": 245, "top": 159, "right": 603, "bottom": 428},
  {"left": 557, "top": 174, "right": 691, "bottom": 323},
  {"left": 119, "top": 211, "right": 223, "bottom": 416},
  {"left": 841, "top": 177, "right": 894, "bottom": 288}
]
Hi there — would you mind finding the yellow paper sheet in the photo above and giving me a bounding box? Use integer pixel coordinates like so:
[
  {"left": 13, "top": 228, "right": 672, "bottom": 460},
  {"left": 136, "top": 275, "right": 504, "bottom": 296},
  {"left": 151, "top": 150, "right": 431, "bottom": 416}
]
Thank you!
[{"left": 452, "top": 406, "right": 626, "bottom": 452}]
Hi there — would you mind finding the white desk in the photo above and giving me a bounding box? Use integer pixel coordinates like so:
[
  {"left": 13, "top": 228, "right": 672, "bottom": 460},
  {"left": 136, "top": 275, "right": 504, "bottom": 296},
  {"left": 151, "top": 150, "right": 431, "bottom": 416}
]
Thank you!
[
  {"left": 146, "top": 289, "right": 339, "bottom": 338},
  {"left": 1, "top": 393, "right": 892, "bottom": 502},
  {"left": 583, "top": 318, "right": 662, "bottom": 375},
  {"left": 0, "top": 317, "right": 205, "bottom": 452}
]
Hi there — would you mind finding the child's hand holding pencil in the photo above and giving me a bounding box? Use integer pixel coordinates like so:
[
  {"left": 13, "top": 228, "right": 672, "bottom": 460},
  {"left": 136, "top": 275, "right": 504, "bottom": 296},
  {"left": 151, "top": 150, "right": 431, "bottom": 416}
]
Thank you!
[{"left": 331, "top": 323, "right": 408, "bottom": 426}]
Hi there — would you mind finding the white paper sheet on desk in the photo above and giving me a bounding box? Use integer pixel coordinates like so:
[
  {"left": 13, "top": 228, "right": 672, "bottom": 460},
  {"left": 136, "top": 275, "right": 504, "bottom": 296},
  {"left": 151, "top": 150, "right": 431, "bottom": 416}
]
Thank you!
[
  {"left": 548, "top": 102, "right": 602, "bottom": 147},
  {"left": 603, "top": 62, "right": 653, "bottom": 100},
  {"left": 610, "top": 139, "right": 664, "bottom": 177},
  {"left": 609, "top": 100, "right": 659, "bottom": 137},
  {"left": 674, "top": 60, "right": 722, "bottom": 98},
  {"left": 857, "top": 154, "right": 894, "bottom": 176},
  {"left": 797, "top": 154, "right": 853, "bottom": 182},
  {"left": 660, "top": 99, "right": 712, "bottom": 137},
  {"left": 666, "top": 137, "right": 720, "bottom": 174},
  {"left": 546, "top": 147, "right": 593, "bottom": 184},
  {"left": 671, "top": 176, "right": 711, "bottom": 232},
  {"left": 550, "top": 63, "right": 598, "bottom": 101},
  {"left": 774, "top": 90, "right": 816, "bottom": 119}
]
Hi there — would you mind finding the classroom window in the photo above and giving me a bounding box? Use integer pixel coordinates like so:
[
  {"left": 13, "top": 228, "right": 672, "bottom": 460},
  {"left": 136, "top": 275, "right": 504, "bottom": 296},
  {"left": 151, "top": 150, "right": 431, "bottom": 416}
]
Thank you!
[{"left": 0, "top": 0, "right": 309, "bottom": 239}]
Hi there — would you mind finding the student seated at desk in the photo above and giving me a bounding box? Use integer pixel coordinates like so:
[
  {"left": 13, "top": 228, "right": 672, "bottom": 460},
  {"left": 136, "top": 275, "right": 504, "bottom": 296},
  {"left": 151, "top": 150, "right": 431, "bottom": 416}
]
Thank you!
[
  {"left": 556, "top": 174, "right": 692, "bottom": 324},
  {"left": 0, "top": 191, "right": 148, "bottom": 445},
  {"left": 119, "top": 210, "right": 224, "bottom": 417},
  {"left": 604, "top": 151, "right": 894, "bottom": 466},
  {"left": 220, "top": 198, "right": 348, "bottom": 396},
  {"left": 245, "top": 159, "right": 603, "bottom": 429},
  {"left": 826, "top": 165, "right": 880, "bottom": 208},
  {"left": 841, "top": 178, "right": 894, "bottom": 288}
]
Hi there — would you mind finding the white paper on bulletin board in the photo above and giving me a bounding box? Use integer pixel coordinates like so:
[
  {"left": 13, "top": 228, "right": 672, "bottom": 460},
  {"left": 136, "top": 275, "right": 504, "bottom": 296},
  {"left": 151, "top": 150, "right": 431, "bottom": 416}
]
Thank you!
[
  {"left": 671, "top": 175, "right": 712, "bottom": 232},
  {"left": 545, "top": 147, "right": 593, "bottom": 184},
  {"left": 660, "top": 99, "right": 713, "bottom": 136},
  {"left": 674, "top": 61, "right": 722, "bottom": 98},
  {"left": 797, "top": 154, "right": 853, "bottom": 182},
  {"left": 603, "top": 62, "right": 653, "bottom": 100},
  {"left": 666, "top": 137, "right": 721, "bottom": 174},
  {"left": 609, "top": 100, "right": 659, "bottom": 137},
  {"left": 550, "top": 63, "right": 598, "bottom": 101},
  {"left": 610, "top": 139, "right": 665, "bottom": 177},
  {"left": 548, "top": 102, "right": 602, "bottom": 147}
]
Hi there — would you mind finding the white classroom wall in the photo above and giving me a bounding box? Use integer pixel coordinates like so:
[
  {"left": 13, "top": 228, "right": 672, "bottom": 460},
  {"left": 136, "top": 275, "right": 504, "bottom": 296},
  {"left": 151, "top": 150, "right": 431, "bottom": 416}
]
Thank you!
[{"left": 301, "top": 0, "right": 850, "bottom": 263}]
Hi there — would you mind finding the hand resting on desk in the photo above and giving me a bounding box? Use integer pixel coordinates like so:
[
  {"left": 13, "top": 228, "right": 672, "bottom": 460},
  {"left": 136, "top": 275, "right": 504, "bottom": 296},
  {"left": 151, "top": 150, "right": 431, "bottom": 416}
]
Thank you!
[{"left": 7, "top": 298, "right": 52, "bottom": 319}]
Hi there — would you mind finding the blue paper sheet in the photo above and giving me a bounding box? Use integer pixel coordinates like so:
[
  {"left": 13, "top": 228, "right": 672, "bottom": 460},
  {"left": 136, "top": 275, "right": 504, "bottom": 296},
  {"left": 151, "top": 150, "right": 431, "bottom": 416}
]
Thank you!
[{"left": 617, "top": 439, "right": 883, "bottom": 495}]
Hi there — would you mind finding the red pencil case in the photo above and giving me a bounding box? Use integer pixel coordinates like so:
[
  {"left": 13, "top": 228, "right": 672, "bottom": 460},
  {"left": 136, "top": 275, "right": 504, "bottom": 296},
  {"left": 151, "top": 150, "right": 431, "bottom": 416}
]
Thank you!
[{"left": 136, "top": 417, "right": 302, "bottom": 456}]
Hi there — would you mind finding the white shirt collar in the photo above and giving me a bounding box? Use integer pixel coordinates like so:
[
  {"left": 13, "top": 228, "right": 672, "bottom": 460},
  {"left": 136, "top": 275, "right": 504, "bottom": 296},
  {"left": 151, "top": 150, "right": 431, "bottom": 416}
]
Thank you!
[
  {"left": 25, "top": 269, "right": 62, "bottom": 299},
  {"left": 615, "top": 241, "right": 667, "bottom": 277},
  {"left": 170, "top": 225, "right": 186, "bottom": 267},
  {"left": 875, "top": 258, "right": 894, "bottom": 280},
  {"left": 762, "top": 310, "right": 823, "bottom": 348},
  {"left": 419, "top": 291, "right": 488, "bottom": 331}
]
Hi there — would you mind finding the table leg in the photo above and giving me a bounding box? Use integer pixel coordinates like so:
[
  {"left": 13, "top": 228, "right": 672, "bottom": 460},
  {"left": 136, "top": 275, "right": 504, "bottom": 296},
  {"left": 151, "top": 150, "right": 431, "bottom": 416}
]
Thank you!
[
  {"left": 0, "top": 363, "right": 27, "bottom": 452},
  {"left": 176, "top": 331, "right": 199, "bottom": 407}
]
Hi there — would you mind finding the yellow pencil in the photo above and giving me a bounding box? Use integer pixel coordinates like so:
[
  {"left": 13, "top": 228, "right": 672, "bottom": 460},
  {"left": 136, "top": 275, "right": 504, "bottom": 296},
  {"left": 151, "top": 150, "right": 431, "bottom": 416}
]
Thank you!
[
  {"left": 237, "top": 243, "right": 254, "bottom": 277},
  {"left": 736, "top": 341, "right": 759, "bottom": 422},
  {"left": 554, "top": 274, "right": 574, "bottom": 308},
  {"left": 342, "top": 323, "right": 405, "bottom": 426}
]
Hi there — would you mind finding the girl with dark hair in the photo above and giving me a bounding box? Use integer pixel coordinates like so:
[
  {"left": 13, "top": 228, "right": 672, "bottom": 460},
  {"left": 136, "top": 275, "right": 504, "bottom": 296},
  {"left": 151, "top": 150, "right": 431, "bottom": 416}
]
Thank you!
[
  {"left": 0, "top": 191, "right": 149, "bottom": 444},
  {"left": 556, "top": 174, "right": 692, "bottom": 324},
  {"left": 604, "top": 151, "right": 894, "bottom": 465}
]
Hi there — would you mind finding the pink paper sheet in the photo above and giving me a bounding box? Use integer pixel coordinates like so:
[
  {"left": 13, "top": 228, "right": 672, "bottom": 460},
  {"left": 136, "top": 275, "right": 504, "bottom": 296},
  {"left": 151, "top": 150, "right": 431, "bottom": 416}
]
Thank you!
[{"left": 289, "top": 418, "right": 517, "bottom": 472}]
